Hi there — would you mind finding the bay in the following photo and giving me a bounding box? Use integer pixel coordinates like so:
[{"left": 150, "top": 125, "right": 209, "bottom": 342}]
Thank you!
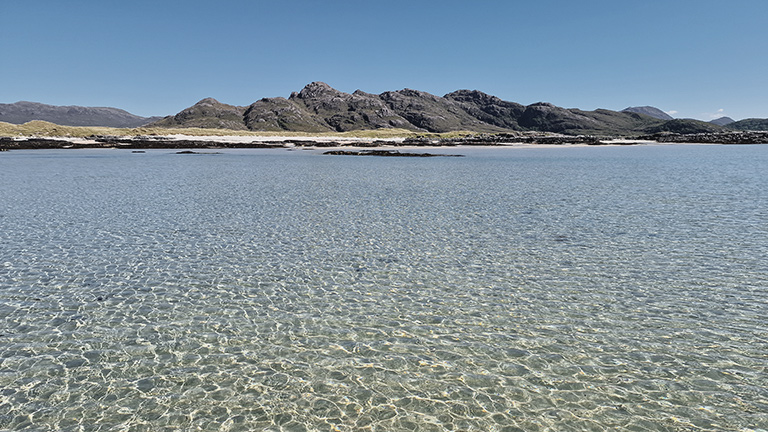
[{"left": 1, "top": 145, "right": 766, "bottom": 431}]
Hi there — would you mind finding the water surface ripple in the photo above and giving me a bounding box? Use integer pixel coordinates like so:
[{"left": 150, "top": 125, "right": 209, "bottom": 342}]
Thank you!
[{"left": 1, "top": 146, "right": 766, "bottom": 431}]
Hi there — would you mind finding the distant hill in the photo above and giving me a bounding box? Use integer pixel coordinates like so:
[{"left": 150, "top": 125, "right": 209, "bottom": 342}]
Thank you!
[
  {"left": 642, "top": 118, "right": 724, "bottom": 134},
  {"left": 621, "top": 106, "right": 674, "bottom": 120},
  {"left": 150, "top": 98, "right": 248, "bottom": 130},
  {"left": 710, "top": 116, "right": 735, "bottom": 126},
  {"left": 149, "top": 82, "right": 723, "bottom": 136},
  {"left": 0, "top": 101, "right": 160, "bottom": 128},
  {"left": 727, "top": 118, "right": 768, "bottom": 131}
]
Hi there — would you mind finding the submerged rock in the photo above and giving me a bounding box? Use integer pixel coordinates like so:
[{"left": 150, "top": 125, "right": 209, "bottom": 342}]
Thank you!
[
  {"left": 175, "top": 150, "right": 222, "bottom": 155},
  {"left": 323, "top": 150, "right": 463, "bottom": 157}
]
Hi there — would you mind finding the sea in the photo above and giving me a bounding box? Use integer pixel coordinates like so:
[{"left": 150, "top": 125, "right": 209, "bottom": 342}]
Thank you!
[{"left": 1, "top": 144, "right": 766, "bottom": 431}]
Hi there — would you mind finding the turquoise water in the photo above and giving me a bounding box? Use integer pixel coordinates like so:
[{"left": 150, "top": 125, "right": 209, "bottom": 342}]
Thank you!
[{"left": 1, "top": 145, "right": 766, "bottom": 431}]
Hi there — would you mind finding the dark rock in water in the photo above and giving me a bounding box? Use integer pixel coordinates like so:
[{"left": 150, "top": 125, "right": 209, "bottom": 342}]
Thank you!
[
  {"left": 248, "top": 141, "right": 286, "bottom": 148},
  {"left": 0, "top": 137, "right": 74, "bottom": 149},
  {"left": 323, "top": 149, "right": 463, "bottom": 157},
  {"left": 176, "top": 150, "right": 221, "bottom": 154}
]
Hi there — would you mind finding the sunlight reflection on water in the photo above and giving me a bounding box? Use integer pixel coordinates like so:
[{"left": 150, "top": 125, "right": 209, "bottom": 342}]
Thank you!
[{"left": 1, "top": 146, "right": 767, "bottom": 431}]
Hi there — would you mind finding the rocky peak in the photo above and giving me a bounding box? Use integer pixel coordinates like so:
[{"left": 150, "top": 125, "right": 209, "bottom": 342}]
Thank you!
[
  {"left": 445, "top": 90, "right": 501, "bottom": 104},
  {"left": 352, "top": 89, "right": 376, "bottom": 98},
  {"left": 294, "top": 82, "right": 345, "bottom": 100},
  {"left": 194, "top": 97, "right": 222, "bottom": 106},
  {"left": 395, "top": 88, "right": 438, "bottom": 100}
]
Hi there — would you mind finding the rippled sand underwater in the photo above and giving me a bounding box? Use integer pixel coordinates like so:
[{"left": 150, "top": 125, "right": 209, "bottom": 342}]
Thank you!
[{"left": 1, "top": 146, "right": 767, "bottom": 431}]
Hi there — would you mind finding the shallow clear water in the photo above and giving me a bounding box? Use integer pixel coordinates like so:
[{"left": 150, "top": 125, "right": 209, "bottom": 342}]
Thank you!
[{"left": 1, "top": 145, "right": 766, "bottom": 431}]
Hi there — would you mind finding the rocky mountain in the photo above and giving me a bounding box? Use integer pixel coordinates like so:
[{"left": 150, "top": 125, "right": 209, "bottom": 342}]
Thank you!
[
  {"left": 621, "top": 106, "right": 674, "bottom": 121},
  {"left": 444, "top": 90, "right": 526, "bottom": 130},
  {"left": 150, "top": 98, "right": 248, "bottom": 130},
  {"left": 710, "top": 116, "right": 735, "bottom": 126},
  {"left": 149, "top": 82, "right": 727, "bottom": 136},
  {"left": 726, "top": 118, "right": 768, "bottom": 131},
  {"left": 243, "top": 82, "right": 414, "bottom": 132},
  {"left": 0, "top": 101, "right": 159, "bottom": 128}
]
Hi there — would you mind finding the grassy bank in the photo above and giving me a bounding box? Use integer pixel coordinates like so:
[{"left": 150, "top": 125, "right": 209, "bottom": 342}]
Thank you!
[{"left": 0, "top": 121, "right": 479, "bottom": 140}]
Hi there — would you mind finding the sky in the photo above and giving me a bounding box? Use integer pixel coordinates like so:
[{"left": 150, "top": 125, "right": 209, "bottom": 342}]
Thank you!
[{"left": 2, "top": 0, "right": 767, "bottom": 121}]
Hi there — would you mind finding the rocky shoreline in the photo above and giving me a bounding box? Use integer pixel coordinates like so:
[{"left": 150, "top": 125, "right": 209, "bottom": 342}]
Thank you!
[
  {"left": 2, "top": 131, "right": 768, "bottom": 151},
  {"left": 637, "top": 131, "right": 768, "bottom": 144}
]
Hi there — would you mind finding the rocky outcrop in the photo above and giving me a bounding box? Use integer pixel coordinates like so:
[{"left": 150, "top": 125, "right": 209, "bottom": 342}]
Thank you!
[
  {"left": 638, "top": 131, "right": 768, "bottom": 144},
  {"left": 151, "top": 98, "right": 247, "bottom": 130},
  {"left": 288, "top": 83, "right": 417, "bottom": 131},
  {"left": 444, "top": 90, "right": 526, "bottom": 130},
  {"left": 518, "top": 103, "right": 601, "bottom": 133},
  {"left": 0, "top": 101, "right": 159, "bottom": 127},
  {"left": 244, "top": 97, "right": 330, "bottom": 132},
  {"left": 378, "top": 88, "right": 505, "bottom": 133}
]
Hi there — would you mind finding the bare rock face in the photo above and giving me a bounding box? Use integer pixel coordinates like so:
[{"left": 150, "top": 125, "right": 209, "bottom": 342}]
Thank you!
[
  {"left": 445, "top": 90, "right": 526, "bottom": 130},
  {"left": 295, "top": 81, "right": 338, "bottom": 100},
  {"left": 518, "top": 102, "right": 602, "bottom": 132},
  {"left": 287, "top": 82, "right": 418, "bottom": 132},
  {"left": 378, "top": 89, "right": 504, "bottom": 133},
  {"left": 244, "top": 97, "right": 331, "bottom": 132}
]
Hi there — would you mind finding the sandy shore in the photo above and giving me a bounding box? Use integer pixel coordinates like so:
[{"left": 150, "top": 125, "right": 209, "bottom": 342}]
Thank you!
[{"left": 1, "top": 133, "right": 741, "bottom": 150}]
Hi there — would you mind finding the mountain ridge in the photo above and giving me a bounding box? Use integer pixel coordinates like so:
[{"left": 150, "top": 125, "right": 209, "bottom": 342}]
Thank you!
[
  {"left": 150, "top": 82, "right": 725, "bottom": 136},
  {"left": 5, "top": 84, "right": 767, "bottom": 135},
  {"left": 0, "top": 101, "right": 159, "bottom": 128}
]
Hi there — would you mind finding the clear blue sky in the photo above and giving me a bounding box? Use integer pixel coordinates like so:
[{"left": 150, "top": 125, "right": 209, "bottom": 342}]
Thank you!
[{"left": 3, "top": 0, "right": 766, "bottom": 120}]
